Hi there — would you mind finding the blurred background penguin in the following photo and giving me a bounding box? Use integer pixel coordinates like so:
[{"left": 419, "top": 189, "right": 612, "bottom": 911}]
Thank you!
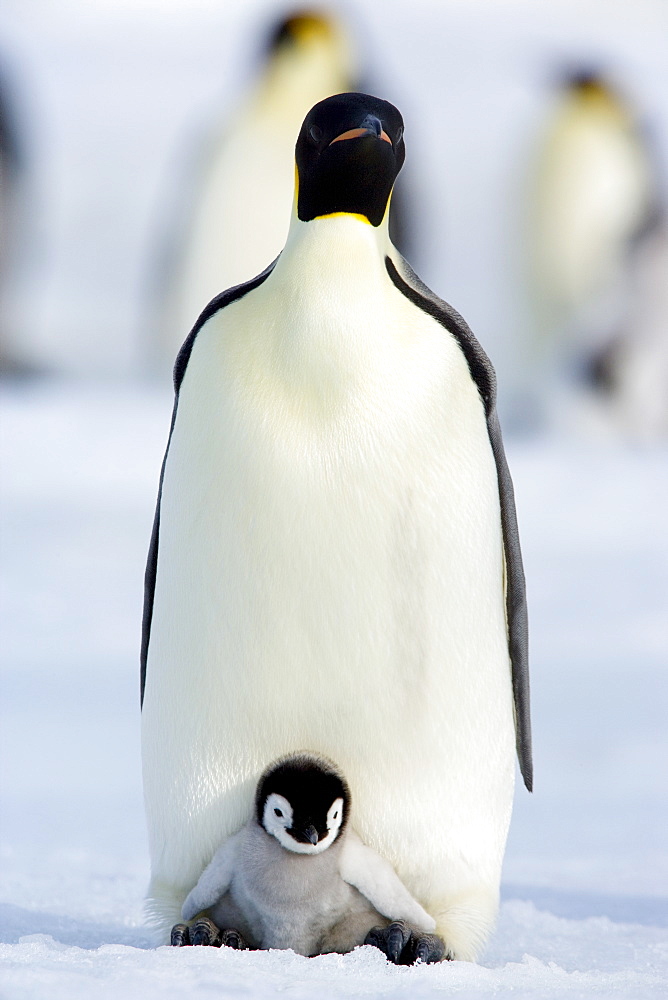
[
  {"left": 0, "top": 62, "right": 27, "bottom": 375},
  {"left": 151, "top": 9, "right": 413, "bottom": 370},
  {"left": 525, "top": 69, "right": 667, "bottom": 438}
]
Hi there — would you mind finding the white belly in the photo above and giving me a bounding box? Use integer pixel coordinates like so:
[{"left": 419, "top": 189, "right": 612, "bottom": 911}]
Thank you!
[{"left": 142, "top": 231, "right": 516, "bottom": 956}]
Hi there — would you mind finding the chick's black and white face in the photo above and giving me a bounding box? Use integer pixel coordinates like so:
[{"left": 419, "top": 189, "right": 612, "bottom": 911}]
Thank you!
[
  {"left": 262, "top": 791, "right": 345, "bottom": 854},
  {"left": 295, "top": 92, "right": 405, "bottom": 227},
  {"left": 256, "top": 755, "right": 350, "bottom": 855}
]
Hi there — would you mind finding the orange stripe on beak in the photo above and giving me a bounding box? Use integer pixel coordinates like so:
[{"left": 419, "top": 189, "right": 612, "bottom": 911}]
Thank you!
[{"left": 330, "top": 127, "right": 392, "bottom": 145}]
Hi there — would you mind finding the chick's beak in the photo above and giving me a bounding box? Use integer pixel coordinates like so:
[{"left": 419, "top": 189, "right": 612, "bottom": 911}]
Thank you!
[{"left": 302, "top": 824, "right": 319, "bottom": 845}]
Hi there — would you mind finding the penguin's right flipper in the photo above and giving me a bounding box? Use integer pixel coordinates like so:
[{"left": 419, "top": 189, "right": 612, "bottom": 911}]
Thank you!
[{"left": 365, "top": 920, "right": 447, "bottom": 965}]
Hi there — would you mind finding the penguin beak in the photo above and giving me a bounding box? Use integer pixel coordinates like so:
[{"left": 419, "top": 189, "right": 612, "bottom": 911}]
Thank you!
[
  {"left": 330, "top": 115, "right": 392, "bottom": 147},
  {"left": 294, "top": 824, "right": 319, "bottom": 845}
]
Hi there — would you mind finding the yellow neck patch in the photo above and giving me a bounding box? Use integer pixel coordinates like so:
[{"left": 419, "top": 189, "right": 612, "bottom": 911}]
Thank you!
[{"left": 314, "top": 211, "right": 372, "bottom": 225}]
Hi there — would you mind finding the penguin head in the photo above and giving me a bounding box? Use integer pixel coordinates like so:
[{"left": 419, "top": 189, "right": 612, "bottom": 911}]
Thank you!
[
  {"left": 295, "top": 92, "right": 405, "bottom": 227},
  {"left": 557, "top": 68, "right": 623, "bottom": 114},
  {"left": 255, "top": 752, "right": 350, "bottom": 855},
  {"left": 267, "top": 11, "right": 346, "bottom": 57},
  {"left": 263, "top": 10, "right": 356, "bottom": 83}
]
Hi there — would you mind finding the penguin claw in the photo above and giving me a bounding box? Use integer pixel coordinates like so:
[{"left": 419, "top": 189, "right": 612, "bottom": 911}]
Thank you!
[
  {"left": 219, "top": 928, "right": 249, "bottom": 950},
  {"left": 365, "top": 920, "right": 411, "bottom": 964},
  {"left": 411, "top": 932, "right": 447, "bottom": 964},
  {"left": 388, "top": 921, "right": 412, "bottom": 963},
  {"left": 171, "top": 919, "right": 247, "bottom": 949},
  {"left": 365, "top": 921, "right": 447, "bottom": 965},
  {"left": 190, "top": 917, "right": 223, "bottom": 947},
  {"left": 170, "top": 923, "right": 190, "bottom": 947}
]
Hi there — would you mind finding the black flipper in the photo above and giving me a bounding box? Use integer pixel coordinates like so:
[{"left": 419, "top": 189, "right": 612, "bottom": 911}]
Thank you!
[
  {"left": 140, "top": 260, "right": 278, "bottom": 707},
  {"left": 385, "top": 253, "right": 533, "bottom": 792}
]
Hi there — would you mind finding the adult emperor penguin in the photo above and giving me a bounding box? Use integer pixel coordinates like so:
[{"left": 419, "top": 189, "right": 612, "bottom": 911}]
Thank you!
[
  {"left": 0, "top": 64, "right": 27, "bottom": 375},
  {"left": 527, "top": 70, "right": 658, "bottom": 417},
  {"left": 141, "top": 92, "right": 532, "bottom": 962}
]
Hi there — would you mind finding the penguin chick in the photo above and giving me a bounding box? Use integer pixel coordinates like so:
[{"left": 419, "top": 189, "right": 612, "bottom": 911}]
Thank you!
[{"left": 170, "top": 752, "right": 445, "bottom": 964}]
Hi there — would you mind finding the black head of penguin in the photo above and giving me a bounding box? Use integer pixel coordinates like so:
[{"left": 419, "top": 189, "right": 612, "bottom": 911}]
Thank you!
[
  {"left": 267, "top": 11, "right": 335, "bottom": 55},
  {"left": 255, "top": 752, "right": 351, "bottom": 846},
  {"left": 295, "top": 92, "right": 405, "bottom": 227}
]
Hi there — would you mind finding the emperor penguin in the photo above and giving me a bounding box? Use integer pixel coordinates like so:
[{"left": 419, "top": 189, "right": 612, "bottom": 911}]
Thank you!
[
  {"left": 170, "top": 751, "right": 445, "bottom": 963},
  {"left": 141, "top": 92, "right": 532, "bottom": 962},
  {"left": 526, "top": 70, "right": 659, "bottom": 425},
  {"left": 158, "top": 11, "right": 358, "bottom": 363},
  {"left": 0, "top": 64, "right": 27, "bottom": 375}
]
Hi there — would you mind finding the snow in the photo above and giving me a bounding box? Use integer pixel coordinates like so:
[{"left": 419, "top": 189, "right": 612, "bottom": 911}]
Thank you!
[
  {"left": 2, "top": 924, "right": 666, "bottom": 1000},
  {"left": 1, "top": 381, "right": 667, "bottom": 998}
]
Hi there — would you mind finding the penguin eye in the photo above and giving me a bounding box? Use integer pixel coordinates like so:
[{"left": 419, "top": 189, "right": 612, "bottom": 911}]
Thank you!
[
  {"left": 274, "top": 807, "right": 283, "bottom": 818},
  {"left": 332, "top": 810, "right": 339, "bottom": 820},
  {"left": 395, "top": 125, "right": 404, "bottom": 144},
  {"left": 309, "top": 125, "right": 323, "bottom": 145}
]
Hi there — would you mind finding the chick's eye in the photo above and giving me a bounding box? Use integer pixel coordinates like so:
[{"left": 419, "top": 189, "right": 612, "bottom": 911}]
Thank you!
[
  {"left": 274, "top": 807, "right": 283, "bottom": 817},
  {"left": 332, "top": 811, "right": 338, "bottom": 820}
]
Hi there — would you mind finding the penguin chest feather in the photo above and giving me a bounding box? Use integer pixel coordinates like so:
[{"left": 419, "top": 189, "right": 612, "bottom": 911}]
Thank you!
[
  {"left": 142, "top": 218, "right": 515, "bottom": 905},
  {"left": 223, "top": 830, "right": 357, "bottom": 954}
]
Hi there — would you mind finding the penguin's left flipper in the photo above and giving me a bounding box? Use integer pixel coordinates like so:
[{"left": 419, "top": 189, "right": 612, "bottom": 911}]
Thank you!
[
  {"left": 339, "top": 831, "right": 436, "bottom": 933},
  {"left": 365, "top": 920, "right": 447, "bottom": 965}
]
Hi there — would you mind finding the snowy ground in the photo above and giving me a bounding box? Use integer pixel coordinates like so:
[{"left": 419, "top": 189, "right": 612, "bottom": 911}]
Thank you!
[{"left": 1, "top": 380, "right": 667, "bottom": 998}]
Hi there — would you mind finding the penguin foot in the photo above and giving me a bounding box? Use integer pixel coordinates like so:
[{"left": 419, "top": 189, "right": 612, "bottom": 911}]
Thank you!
[
  {"left": 365, "top": 920, "right": 447, "bottom": 965},
  {"left": 408, "top": 932, "right": 448, "bottom": 964},
  {"left": 190, "top": 917, "right": 223, "bottom": 947},
  {"left": 219, "top": 928, "right": 249, "bottom": 950},
  {"left": 170, "top": 923, "right": 191, "bottom": 947}
]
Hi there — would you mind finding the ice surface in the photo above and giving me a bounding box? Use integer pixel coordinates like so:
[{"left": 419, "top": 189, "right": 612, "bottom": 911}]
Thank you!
[{"left": 1, "top": 381, "right": 667, "bottom": 997}]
